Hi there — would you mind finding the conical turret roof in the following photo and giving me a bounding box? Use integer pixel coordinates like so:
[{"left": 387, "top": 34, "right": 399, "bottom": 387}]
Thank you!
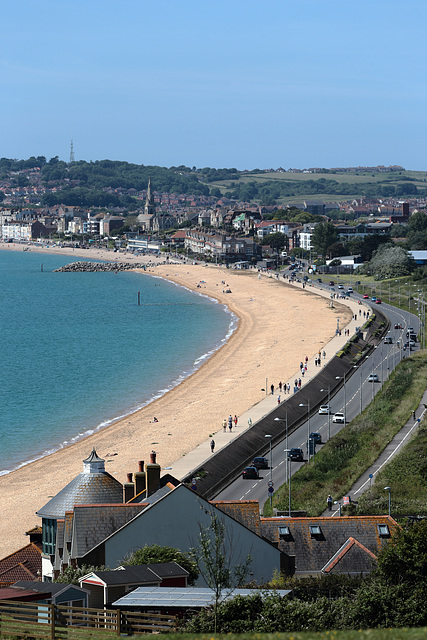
[{"left": 36, "top": 449, "right": 123, "bottom": 519}]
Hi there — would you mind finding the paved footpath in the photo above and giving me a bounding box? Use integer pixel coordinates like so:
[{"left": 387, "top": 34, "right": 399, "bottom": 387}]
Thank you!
[
  {"left": 321, "top": 389, "right": 427, "bottom": 517},
  {"left": 166, "top": 276, "right": 369, "bottom": 480}
]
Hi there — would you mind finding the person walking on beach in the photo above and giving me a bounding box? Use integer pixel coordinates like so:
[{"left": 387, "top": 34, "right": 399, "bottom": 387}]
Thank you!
[
  {"left": 222, "top": 418, "right": 227, "bottom": 432},
  {"left": 210, "top": 439, "right": 215, "bottom": 453},
  {"left": 327, "top": 495, "right": 333, "bottom": 511},
  {"left": 279, "top": 381, "right": 282, "bottom": 392},
  {"left": 271, "top": 383, "right": 274, "bottom": 395}
]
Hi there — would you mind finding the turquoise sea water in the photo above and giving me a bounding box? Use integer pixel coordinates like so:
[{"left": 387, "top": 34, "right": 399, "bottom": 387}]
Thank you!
[{"left": 0, "top": 250, "right": 234, "bottom": 475}]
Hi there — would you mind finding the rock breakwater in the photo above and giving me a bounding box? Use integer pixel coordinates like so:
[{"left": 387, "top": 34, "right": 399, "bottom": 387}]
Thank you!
[{"left": 54, "top": 261, "right": 154, "bottom": 272}]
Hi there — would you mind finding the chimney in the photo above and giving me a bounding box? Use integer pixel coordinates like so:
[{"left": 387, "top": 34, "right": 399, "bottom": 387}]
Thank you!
[
  {"left": 146, "top": 452, "right": 161, "bottom": 498},
  {"left": 134, "top": 460, "right": 146, "bottom": 497},
  {"left": 123, "top": 472, "right": 135, "bottom": 502}
]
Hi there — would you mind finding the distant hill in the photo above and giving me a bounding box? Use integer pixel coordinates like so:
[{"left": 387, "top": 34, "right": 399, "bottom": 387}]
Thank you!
[{"left": 2, "top": 157, "right": 427, "bottom": 206}]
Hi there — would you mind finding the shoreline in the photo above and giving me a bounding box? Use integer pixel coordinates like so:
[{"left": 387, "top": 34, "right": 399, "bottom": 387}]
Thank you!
[{"left": 0, "top": 243, "right": 351, "bottom": 557}]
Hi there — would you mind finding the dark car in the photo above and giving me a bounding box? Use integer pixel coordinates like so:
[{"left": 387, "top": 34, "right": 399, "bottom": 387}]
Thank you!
[
  {"left": 309, "top": 432, "right": 322, "bottom": 445},
  {"left": 242, "top": 466, "right": 259, "bottom": 479},
  {"left": 329, "top": 280, "right": 335, "bottom": 286},
  {"left": 288, "top": 447, "right": 304, "bottom": 462},
  {"left": 252, "top": 456, "right": 269, "bottom": 469}
]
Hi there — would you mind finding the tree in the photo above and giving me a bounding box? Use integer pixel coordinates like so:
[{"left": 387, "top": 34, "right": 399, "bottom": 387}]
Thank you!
[
  {"left": 191, "top": 510, "right": 252, "bottom": 632},
  {"left": 123, "top": 543, "right": 198, "bottom": 584},
  {"left": 361, "top": 244, "right": 415, "bottom": 279},
  {"left": 311, "top": 222, "right": 338, "bottom": 260},
  {"left": 260, "top": 232, "right": 286, "bottom": 251},
  {"left": 54, "top": 564, "right": 105, "bottom": 584},
  {"left": 375, "top": 519, "right": 427, "bottom": 587}
]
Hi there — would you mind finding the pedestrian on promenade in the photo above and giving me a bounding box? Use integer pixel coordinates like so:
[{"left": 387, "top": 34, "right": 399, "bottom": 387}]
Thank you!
[
  {"left": 271, "top": 383, "right": 275, "bottom": 395},
  {"left": 287, "top": 382, "right": 290, "bottom": 393},
  {"left": 248, "top": 417, "right": 253, "bottom": 427},
  {"left": 413, "top": 410, "right": 416, "bottom": 421},
  {"left": 279, "top": 381, "right": 282, "bottom": 392},
  {"left": 228, "top": 415, "right": 233, "bottom": 431},
  {"left": 323, "top": 350, "right": 326, "bottom": 359},
  {"left": 327, "top": 495, "right": 333, "bottom": 511},
  {"left": 222, "top": 418, "right": 227, "bottom": 432},
  {"left": 277, "top": 395, "right": 281, "bottom": 404},
  {"left": 210, "top": 439, "right": 215, "bottom": 453},
  {"left": 234, "top": 415, "right": 238, "bottom": 428},
  {"left": 298, "top": 378, "right": 301, "bottom": 388}
]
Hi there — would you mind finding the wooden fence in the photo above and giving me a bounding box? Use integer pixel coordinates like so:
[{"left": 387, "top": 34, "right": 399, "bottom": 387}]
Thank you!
[{"left": 0, "top": 599, "right": 177, "bottom": 638}]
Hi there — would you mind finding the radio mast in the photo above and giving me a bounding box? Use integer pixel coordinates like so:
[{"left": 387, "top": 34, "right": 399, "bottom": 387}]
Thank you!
[{"left": 69, "top": 138, "right": 75, "bottom": 163}]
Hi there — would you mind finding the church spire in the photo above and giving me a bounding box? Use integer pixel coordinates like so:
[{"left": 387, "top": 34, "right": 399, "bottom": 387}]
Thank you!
[{"left": 145, "top": 177, "right": 156, "bottom": 217}]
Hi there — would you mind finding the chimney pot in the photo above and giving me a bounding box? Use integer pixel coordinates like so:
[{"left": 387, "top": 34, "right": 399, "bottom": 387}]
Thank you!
[
  {"left": 127, "top": 472, "right": 133, "bottom": 482},
  {"left": 139, "top": 460, "right": 144, "bottom": 472},
  {"left": 150, "top": 452, "right": 156, "bottom": 464}
]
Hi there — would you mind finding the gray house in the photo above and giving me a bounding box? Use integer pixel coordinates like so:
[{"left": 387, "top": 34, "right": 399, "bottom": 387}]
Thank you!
[{"left": 59, "top": 484, "right": 285, "bottom": 586}]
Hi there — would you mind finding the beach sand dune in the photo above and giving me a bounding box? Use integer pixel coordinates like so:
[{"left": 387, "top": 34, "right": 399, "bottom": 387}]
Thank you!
[{"left": 0, "top": 247, "right": 351, "bottom": 557}]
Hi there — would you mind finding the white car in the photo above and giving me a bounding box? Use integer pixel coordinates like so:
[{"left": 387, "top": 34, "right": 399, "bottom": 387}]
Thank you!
[
  {"left": 332, "top": 412, "right": 345, "bottom": 423},
  {"left": 318, "top": 405, "right": 331, "bottom": 415},
  {"left": 368, "top": 374, "right": 379, "bottom": 382}
]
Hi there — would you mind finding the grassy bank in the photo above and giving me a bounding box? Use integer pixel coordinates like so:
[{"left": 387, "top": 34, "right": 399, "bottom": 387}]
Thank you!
[{"left": 266, "top": 352, "right": 427, "bottom": 517}]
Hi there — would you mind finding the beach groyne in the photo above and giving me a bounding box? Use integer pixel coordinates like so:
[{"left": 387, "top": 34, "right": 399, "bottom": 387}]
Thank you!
[{"left": 53, "top": 261, "right": 152, "bottom": 272}]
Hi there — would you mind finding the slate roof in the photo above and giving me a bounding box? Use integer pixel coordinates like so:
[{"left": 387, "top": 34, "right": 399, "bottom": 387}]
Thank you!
[
  {"left": 37, "top": 472, "right": 123, "bottom": 519},
  {"left": 81, "top": 563, "right": 187, "bottom": 587},
  {"left": 13, "top": 580, "right": 88, "bottom": 597},
  {"left": 0, "top": 543, "right": 42, "bottom": 587},
  {"left": 213, "top": 500, "right": 261, "bottom": 535},
  {"left": 321, "top": 537, "right": 377, "bottom": 574},
  {"left": 36, "top": 450, "right": 123, "bottom": 519},
  {"left": 68, "top": 504, "right": 147, "bottom": 559},
  {"left": 260, "top": 515, "right": 398, "bottom": 575}
]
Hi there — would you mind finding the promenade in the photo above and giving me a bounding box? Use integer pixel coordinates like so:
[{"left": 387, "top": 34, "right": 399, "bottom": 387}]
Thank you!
[{"left": 166, "top": 277, "right": 369, "bottom": 481}]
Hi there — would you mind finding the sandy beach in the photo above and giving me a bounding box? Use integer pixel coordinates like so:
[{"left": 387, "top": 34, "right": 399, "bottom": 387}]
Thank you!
[{"left": 0, "top": 244, "right": 351, "bottom": 557}]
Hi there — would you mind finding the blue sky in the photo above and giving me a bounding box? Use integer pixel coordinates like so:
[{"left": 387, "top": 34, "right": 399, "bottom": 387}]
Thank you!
[{"left": 1, "top": 0, "right": 426, "bottom": 170}]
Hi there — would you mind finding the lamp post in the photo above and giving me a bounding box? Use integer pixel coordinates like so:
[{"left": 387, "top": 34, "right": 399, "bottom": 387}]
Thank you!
[
  {"left": 299, "top": 401, "right": 311, "bottom": 462},
  {"left": 320, "top": 386, "right": 331, "bottom": 441},
  {"left": 335, "top": 373, "right": 347, "bottom": 423},
  {"left": 265, "top": 434, "right": 273, "bottom": 507},
  {"left": 384, "top": 486, "right": 391, "bottom": 516},
  {"left": 284, "top": 449, "right": 292, "bottom": 517},
  {"left": 274, "top": 416, "right": 288, "bottom": 479}
]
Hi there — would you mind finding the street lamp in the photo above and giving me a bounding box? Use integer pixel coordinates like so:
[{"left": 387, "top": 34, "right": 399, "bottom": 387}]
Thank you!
[
  {"left": 320, "top": 386, "right": 331, "bottom": 440},
  {"left": 334, "top": 500, "right": 342, "bottom": 517},
  {"left": 265, "top": 434, "right": 273, "bottom": 507},
  {"left": 335, "top": 373, "right": 347, "bottom": 423},
  {"left": 299, "top": 401, "right": 311, "bottom": 462},
  {"left": 274, "top": 416, "right": 288, "bottom": 478},
  {"left": 284, "top": 449, "right": 292, "bottom": 516},
  {"left": 384, "top": 486, "right": 391, "bottom": 516}
]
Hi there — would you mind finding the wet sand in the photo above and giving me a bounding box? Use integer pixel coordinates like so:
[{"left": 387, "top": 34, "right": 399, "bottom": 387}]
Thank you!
[{"left": 0, "top": 244, "right": 351, "bottom": 557}]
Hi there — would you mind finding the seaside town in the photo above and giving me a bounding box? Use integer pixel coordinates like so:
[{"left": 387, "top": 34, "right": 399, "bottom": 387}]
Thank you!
[{"left": 3, "top": 0, "right": 427, "bottom": 635}]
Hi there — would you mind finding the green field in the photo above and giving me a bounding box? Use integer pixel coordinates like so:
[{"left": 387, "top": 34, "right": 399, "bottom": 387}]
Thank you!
[{"left": 203, "top": 169, "right": 427, "bottom": 205}]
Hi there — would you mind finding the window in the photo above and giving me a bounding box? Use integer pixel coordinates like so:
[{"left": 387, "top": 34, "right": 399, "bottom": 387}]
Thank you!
[
  {"left": 42, "top": 518, "right": 57, "bottom": 556},
  {"left": 278, "top": 525, "right": 290, "bottom": 538},
  {"left": 377, "top": 524, "right": 390, "bottom": 537},
  {"left": 309, "top": 525, "right": 322, "bottom": 536}
]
